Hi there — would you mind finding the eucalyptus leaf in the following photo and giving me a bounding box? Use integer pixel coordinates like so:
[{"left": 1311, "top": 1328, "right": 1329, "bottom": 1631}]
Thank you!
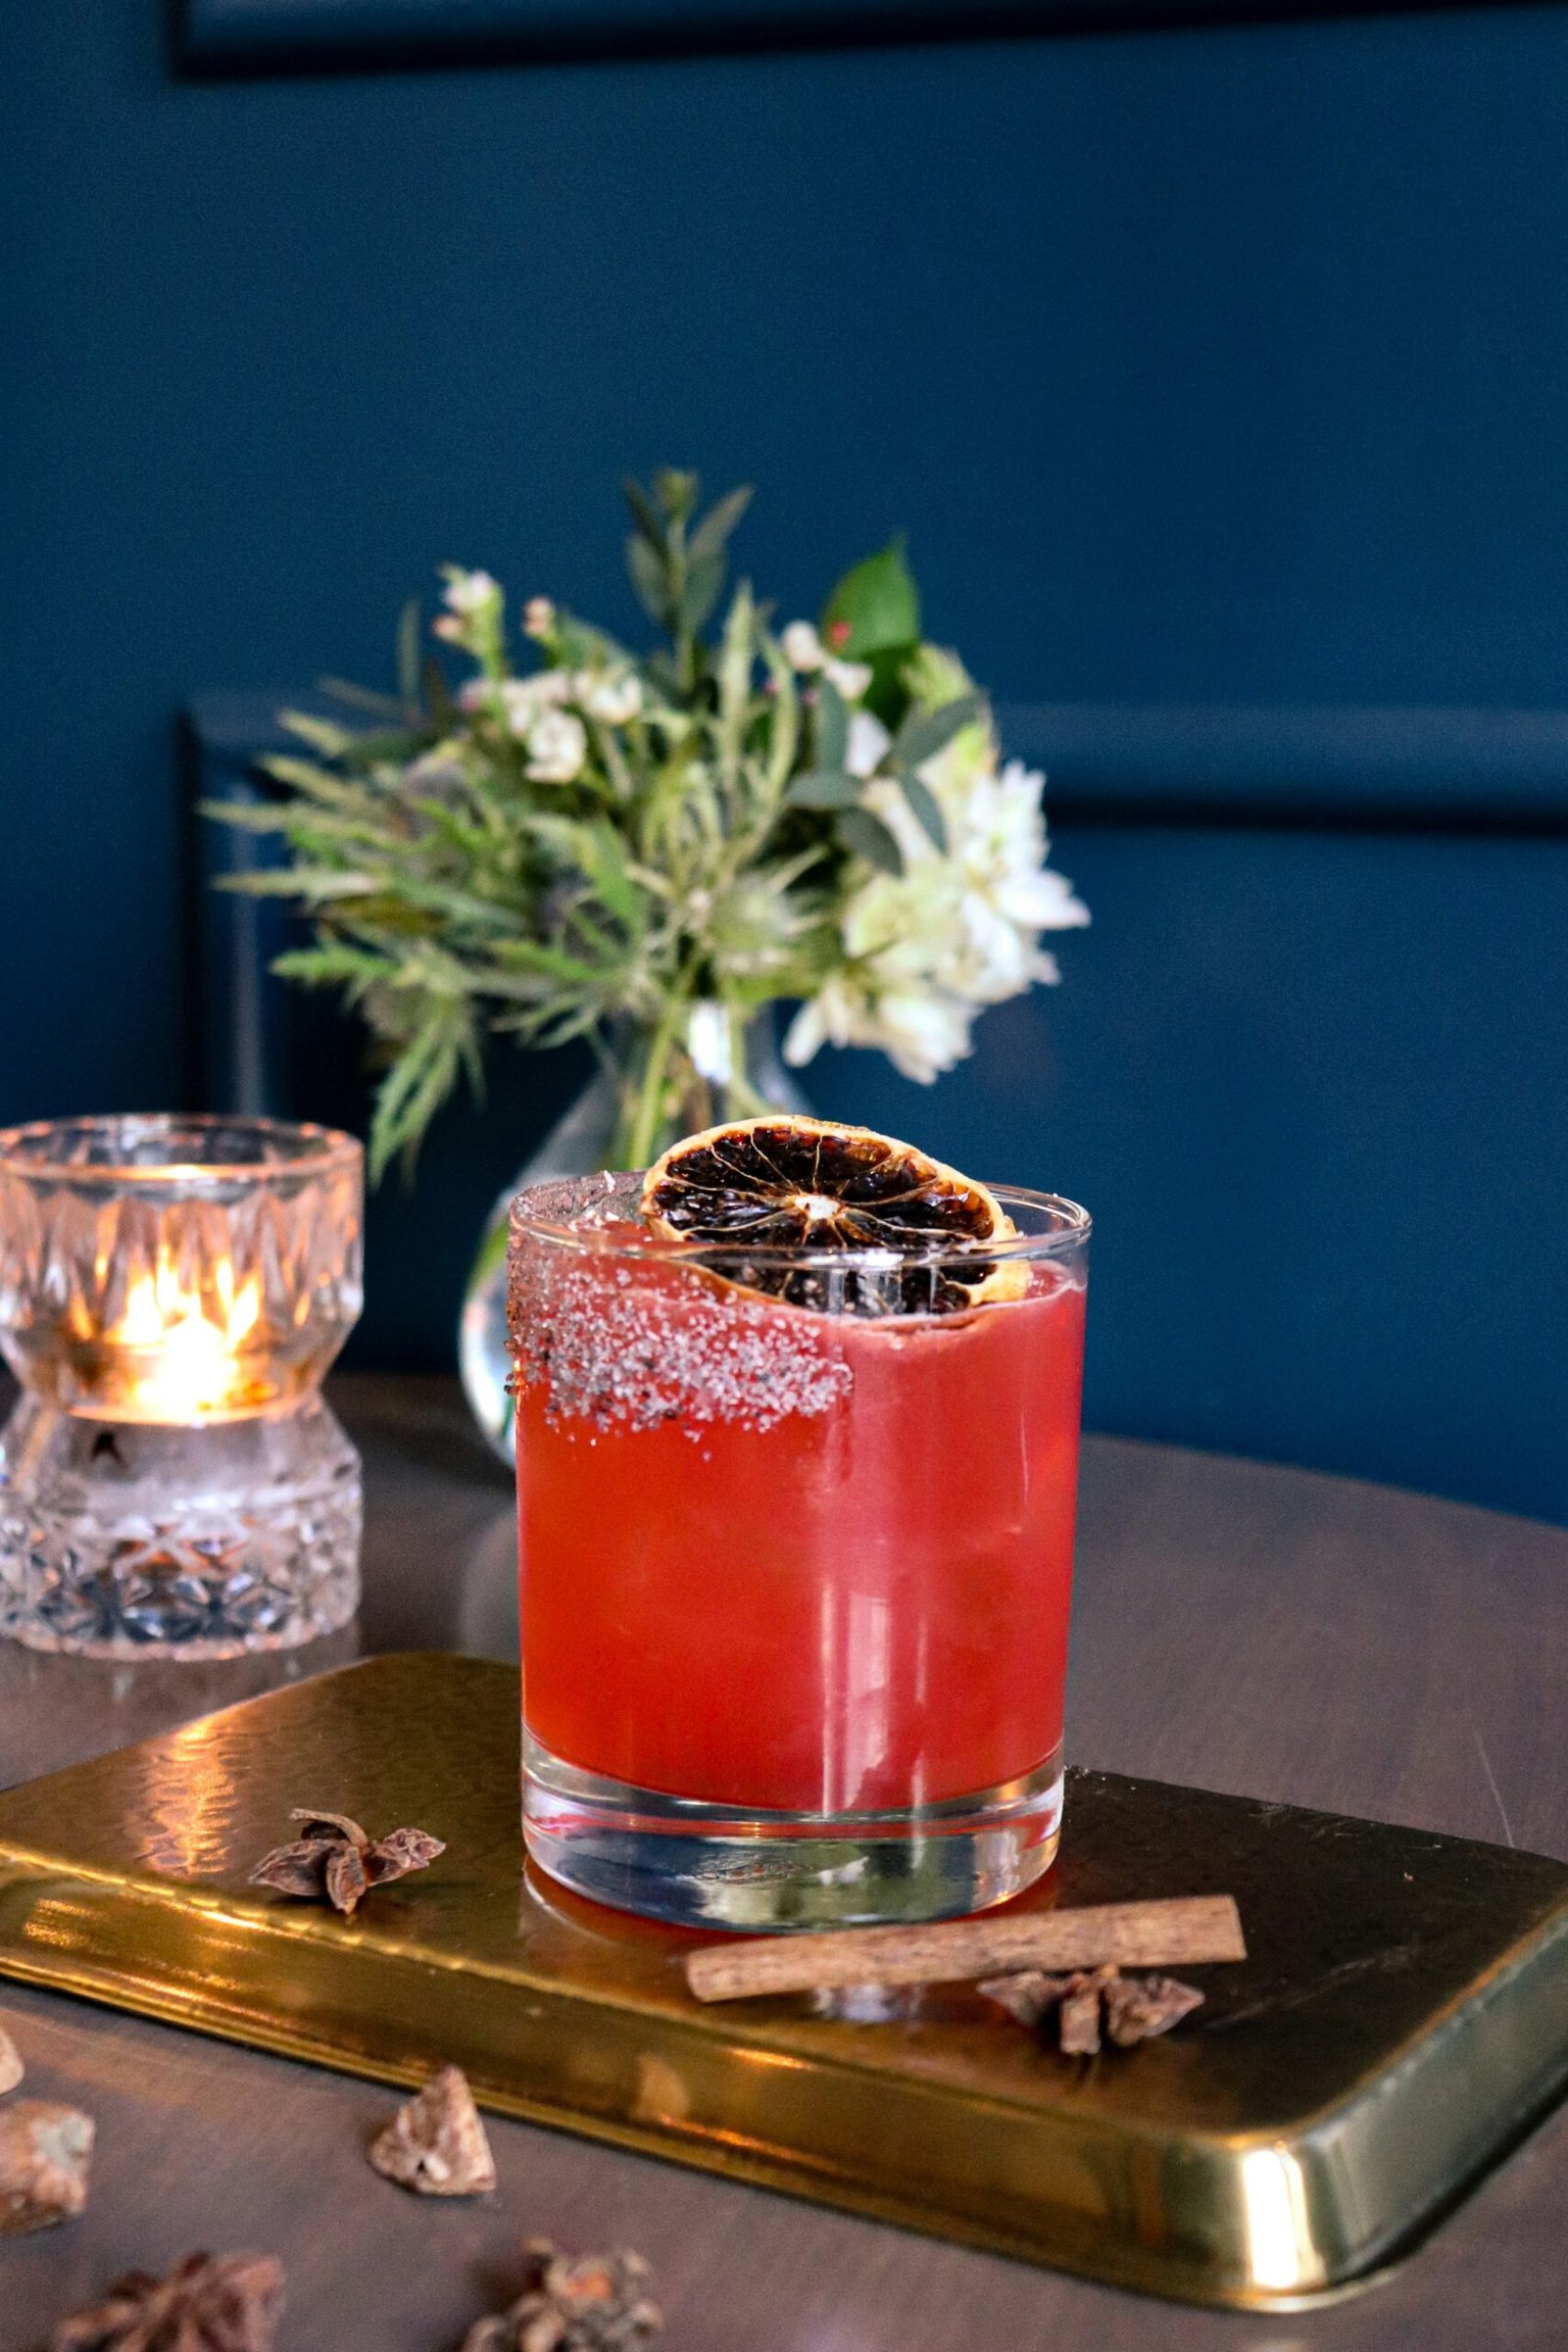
[
  {"left": 900, "top": 771, "right": 949, "bottom": 852},
  {"left": 837, "top": 807, "right": 905, "bottom": 875},
  {"left": 625, "top": 533, "right": 669, "bottom": 626},
  {"left": 680, "top": 553, "right": 724, "bottom": 637},
  {"left": 815, "top": 674, "right": 848, "bottom": 772},
  {"left": 785, "top": 769, "right": 860, "bottom": 809},
  {"left": 687, "top": 484, "right": 754, "bottom": 569},
  {"left": 895, "top": 690, "right": 984, "bottom": 771},
  {"left": 621, "top": 474, "right": 665, "bottom": 549}
]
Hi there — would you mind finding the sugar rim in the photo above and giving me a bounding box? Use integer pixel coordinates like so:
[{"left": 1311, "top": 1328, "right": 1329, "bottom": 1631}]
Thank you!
[{"left": 510, "top": 1174, "right": 1090, "bottom": 1270}]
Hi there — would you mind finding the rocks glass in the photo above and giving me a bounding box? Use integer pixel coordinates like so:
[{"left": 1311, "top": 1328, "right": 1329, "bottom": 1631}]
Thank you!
[
  {"left": 509, "top": 1172, "right": 1090, "bottom": 1930},
  {"left": 0, "top": 1115, "right": 363, "bottom": 1657}
]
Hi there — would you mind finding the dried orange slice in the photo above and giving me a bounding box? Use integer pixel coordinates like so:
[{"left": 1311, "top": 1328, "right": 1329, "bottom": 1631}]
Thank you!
[{"left": 640, "top": 1115, "right": 1025, "bottom": 1315}]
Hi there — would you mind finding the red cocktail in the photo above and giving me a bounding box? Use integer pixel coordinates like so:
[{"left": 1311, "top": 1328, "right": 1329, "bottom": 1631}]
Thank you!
[{"left": 510, "top": 1164, "right": 1089, "bottom": 1929}]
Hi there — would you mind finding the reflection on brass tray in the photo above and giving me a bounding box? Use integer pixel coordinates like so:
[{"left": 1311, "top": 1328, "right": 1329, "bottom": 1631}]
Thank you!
[{"left": 0, "top": 1654, "right": 1567, "bottom": 2310}]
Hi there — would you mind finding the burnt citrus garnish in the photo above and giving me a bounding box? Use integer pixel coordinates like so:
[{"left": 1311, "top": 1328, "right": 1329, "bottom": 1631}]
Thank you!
[{"left": 640, "top": 1115, "right": 1025, "bottom": 1316}]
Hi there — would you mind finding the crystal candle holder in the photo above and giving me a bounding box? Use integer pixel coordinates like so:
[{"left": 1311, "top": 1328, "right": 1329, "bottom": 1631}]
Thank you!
[{"left": 0, "top": 1115, "right": 364, "bottom": 1658}]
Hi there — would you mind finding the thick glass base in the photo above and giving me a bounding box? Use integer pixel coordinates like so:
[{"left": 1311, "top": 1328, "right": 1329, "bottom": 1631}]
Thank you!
[
  {"left": 0, "top": 1395, "right": 362, "bottom": 1658},
  {"left": 522, "top": 1733, "right": 1064, "bottom": 1930}
]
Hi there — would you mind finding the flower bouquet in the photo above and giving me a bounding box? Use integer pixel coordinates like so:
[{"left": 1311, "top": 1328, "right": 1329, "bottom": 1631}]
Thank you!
[{"left": 208, "top": 468, "right": 1088, "bottom": 1445}]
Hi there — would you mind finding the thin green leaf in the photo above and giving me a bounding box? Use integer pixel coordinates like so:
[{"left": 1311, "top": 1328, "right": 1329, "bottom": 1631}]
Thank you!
[
  {"left": 215, "top": 868, "right": 379, "bottom": 901},
  {"left": 368, "top": 1005, "right": 472, "bottom": 1185},
  {"left": 200, "top": 797, "right": 290, "bottom": 834},
  {"left": 397, "top": 599, "right": 422, "bottom": 709},
  {"left": 491, "top": 938, "right": 605, "bottom": 983},
  {"left": 318, "top": 676, "right": 410, "bottom": 720},
  {"left": 277, "top": 710, "right": 358, "bottom": 760},
  {"left": 837, "top": 807, "right": 904, "bottom": 876}
]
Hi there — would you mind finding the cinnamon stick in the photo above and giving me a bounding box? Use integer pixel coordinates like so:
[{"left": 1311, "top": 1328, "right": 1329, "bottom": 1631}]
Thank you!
[{"left": 684, "top": 1895, "right": 1245, "bottom": 2003}]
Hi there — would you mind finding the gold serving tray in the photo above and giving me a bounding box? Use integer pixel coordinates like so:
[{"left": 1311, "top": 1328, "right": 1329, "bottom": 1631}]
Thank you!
[{"left": 0, "top": 1653, "right": 1566, "bottom": 2310}]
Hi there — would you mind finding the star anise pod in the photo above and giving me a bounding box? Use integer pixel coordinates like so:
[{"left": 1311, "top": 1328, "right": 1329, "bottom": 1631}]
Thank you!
[
  {"left": 249, "top": 1808, "right": 444, "bottom": 1917},
  {"left": 48, "top": 2249, "right": 283, "bottom": 2352},
  {"left": 979, "top": 1965, "right": 1204, "bottom": 2055},
  {"left": 368, "top": 2064, "right": 496, "bottom": 2196},
  {"left": 462, "top": 2237, "right": 662, "bottom": 2352},
  {"left": 0, "top": 2101, "right": 93, "bottom": 2234}
]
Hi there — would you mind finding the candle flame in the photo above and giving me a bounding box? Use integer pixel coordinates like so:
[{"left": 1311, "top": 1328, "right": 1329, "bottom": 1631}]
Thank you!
[{"left": 106, "top": 1249, "right": 263, "bottom": 1420}]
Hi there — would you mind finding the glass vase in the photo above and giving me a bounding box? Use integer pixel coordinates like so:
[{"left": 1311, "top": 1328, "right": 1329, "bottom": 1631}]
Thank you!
[{"left": 459, "top": 1010, "right": 809, "bottom": 1461}]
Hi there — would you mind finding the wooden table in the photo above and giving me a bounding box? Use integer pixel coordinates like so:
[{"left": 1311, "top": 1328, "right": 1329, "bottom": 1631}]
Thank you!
[{"left": 3, "top": 1374, "right": 1567, "bottom": 2350}]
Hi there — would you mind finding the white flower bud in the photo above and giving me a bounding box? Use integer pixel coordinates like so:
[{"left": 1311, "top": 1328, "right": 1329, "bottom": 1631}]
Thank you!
[
  {"left": 525, "top": 709, "right": 588, "bottom": 783},
  {"left": 578, "top": 671, "right": 643, "bottom": 725},
  {"left": 523, "top": 596, "right": 556, "bottom": 638},
  {"left": 846, "top": 711, "right": 891, "bottom": 778},
  {"left": 442, "top": 568, "right": 499, "bottom": 615},
  {"left": 824, "top": 657, "right": 872, "bottom": 702},
  {"left": 685, "top": 1001, "right": 733, "bottom": 1085},
  {"left": 782, "top": 620, "right": 825, "bottom": 672}
]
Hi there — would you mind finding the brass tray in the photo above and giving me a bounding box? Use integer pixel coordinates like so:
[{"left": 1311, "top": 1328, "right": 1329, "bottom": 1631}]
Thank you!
[{"left": 0, "top": 1652, "right": 1566, "bottom": 2310}]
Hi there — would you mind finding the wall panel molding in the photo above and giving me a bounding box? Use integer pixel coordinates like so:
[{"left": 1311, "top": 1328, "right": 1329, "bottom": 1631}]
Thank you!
[
  {"left": 191, "top": 691, "right": 1568, "bottom": 826},
  {"left": 172, "top": 0, "right": 1554, "bottom": 75}
]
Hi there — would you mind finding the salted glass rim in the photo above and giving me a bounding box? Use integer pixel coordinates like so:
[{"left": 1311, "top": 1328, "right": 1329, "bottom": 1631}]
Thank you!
[
  {"left": 0, "top": 1113, "right": 363, "bottom": 1186},
  {"left": 510, "top": 1173, "right": 1090, "bottom": 1270}
]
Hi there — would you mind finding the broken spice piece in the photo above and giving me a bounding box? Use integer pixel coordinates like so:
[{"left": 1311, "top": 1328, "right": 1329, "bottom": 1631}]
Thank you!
[
  {"left": 0, "top": 2101, "right": 93, "bottom": 2235},
  {"left": 0, "top": 2023, "right": 23, "bottom": 2093},
  {"left": 462, "top": 2236, "right": 662, "bottom": 2352},
  {"left": 368, "top": 2064, "right": 497, "bottom": 2197},
  {"left": 249, "top": 1807, "right": 445, "bottom": 1918},
  {"left": 979, "top": 1966, "right": 1205, "bottom": 2055},
  {"left": 47, "top": 2250, "right": 283, "bottom": 2352}
]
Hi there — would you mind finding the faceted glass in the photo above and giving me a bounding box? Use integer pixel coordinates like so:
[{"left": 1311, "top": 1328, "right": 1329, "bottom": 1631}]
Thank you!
[
  {"left": 509, "top": 1172, "right": 1090, "bottom": 1930},
  {"left": 0, "top": 1116, "right": 364, "bottom": 1658}
]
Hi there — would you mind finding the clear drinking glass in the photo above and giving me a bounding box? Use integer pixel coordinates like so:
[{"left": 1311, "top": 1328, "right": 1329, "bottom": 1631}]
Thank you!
[
  {"left": 0, "top": 1115, "right": 364, "bottom": 1657},
  {"left": 509, "top": 1171, "right": 1090, "bottom": 1930}
]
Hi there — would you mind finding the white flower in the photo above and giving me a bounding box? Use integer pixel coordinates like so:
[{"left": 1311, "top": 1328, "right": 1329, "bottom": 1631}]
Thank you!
[
  {"left": 685, "top": 1000, "right": 733, "bottom": 1085},
  {"left": 523, "top": 596, "right": 556, "bottom": 638},
  {"left": 442, "top": 568, "right": 499, "bottom": 616},
  {"left": 825, "top": 656, "right": 872, "bottom": 700},
  {"left": 846, "top": 710, "right": 891, "bottom": 778},
  {"left": 784, "top": 973, "right": 972, "bottom": 1084},
  {"left": 495, "top": 673, "right": 572, "bottom": 738},
  {"left": 782, "top": 619, "right": 871, "bottom": 703},
  {"left": 524, "top": 709, "right": 587, "bottom": 783},
  {"left": 789, "top": 733, "right": 1089, "bottom": 1083},
  {"left": 576, "top": 670, "right": 643, "bottom": 725},
  {"left": 871, "top": 989, "right": 974, "bottom": 1081},
  {"left": 782, "top": 620, "right": 825, "bottom": 671}
]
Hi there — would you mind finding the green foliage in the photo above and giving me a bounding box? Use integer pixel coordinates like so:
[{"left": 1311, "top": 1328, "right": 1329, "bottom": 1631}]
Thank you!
[
  {"left": 207, "top": 474, "right": 971, "bottom": 1179},
  {"left": 820, "top": 538, "right": 921, "bottom": 657}
]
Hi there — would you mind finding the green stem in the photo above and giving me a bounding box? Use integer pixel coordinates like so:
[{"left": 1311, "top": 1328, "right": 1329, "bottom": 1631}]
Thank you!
[{"left": 621, "top": 991, "right": 689, "bottom": 1170}]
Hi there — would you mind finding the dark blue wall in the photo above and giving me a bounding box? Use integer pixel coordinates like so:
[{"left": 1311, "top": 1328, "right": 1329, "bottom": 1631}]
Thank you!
[{"left": 5, "top": 3, "right": 1568, "bottom": 1516}]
